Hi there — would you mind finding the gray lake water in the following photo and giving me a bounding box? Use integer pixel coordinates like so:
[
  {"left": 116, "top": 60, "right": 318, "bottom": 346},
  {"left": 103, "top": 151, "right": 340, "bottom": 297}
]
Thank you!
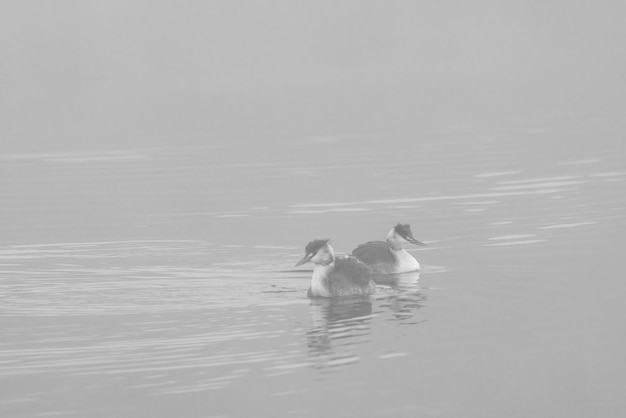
[{"left": 2, "top": 121, "right": 626, "bottom": 417}]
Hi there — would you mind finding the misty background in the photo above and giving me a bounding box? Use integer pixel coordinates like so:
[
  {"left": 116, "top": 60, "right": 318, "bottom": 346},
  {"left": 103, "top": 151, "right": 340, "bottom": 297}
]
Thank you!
[
  {"left": 2, "top": 3, "right": 626, "bottom": 417},
  {"left": 2, "top": 1, "right": 625, "bottom": 153}
]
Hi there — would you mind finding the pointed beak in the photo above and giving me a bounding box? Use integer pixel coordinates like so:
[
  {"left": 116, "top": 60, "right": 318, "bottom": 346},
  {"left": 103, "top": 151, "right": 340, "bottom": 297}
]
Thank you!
[
  {"left": 295, "top": 254, "right": 312, "bottom": 267},
  {"left": 406, "top": 236, "right": 427, "bottom": 246}
]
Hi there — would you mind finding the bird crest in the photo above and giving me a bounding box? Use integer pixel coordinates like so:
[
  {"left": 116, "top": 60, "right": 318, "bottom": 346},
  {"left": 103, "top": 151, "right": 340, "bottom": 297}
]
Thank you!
[
  {"left": 394, "top": 223, "right": 413, "bottom": 239},
  {"left": 305, "top": 238, "right": 330, "bottom": 255}
]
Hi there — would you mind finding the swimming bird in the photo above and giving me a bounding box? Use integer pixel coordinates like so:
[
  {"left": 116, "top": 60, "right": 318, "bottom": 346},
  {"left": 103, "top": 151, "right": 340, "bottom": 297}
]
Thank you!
[
  {"left": 352, "top": 223, "right": 426, "bottom": 274},
  {"left": 295, "top": 239, "right": 376, "bottom": 298}
]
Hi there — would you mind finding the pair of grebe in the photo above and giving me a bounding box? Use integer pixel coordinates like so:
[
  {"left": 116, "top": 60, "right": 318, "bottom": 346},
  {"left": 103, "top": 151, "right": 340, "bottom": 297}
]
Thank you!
[{"left": 295, "top": 224, "right": 426, "bottom": 298}]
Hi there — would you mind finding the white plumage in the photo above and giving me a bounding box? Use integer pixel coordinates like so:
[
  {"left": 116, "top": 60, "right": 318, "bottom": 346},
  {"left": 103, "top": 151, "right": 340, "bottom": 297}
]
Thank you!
[
  {"left": 352, "top": 223, "right": 426, "bottom": 274},
  {"left": 295, "top": 239, "right": 376, "bottom": 298}
]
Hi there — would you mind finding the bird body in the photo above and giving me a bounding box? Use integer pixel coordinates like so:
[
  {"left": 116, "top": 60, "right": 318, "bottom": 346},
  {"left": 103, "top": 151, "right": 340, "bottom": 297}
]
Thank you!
[
  {"left": 296, "top": 240, "right": 375, "bottom": 298},
  {"left": 352, "top": 241, "right": 420, "bottom": 273},
  {"left": 352, "top": 224, "right": 425, "bottom": 274}
]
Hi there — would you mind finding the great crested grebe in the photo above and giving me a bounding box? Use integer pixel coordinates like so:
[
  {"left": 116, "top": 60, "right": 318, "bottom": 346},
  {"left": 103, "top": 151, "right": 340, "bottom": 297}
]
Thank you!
[
  {"left": 352, "top": 223, "right": 426, "bottom": 274},
  {"left": 295, "top": 239, "right": 375, "bottom": 298}
]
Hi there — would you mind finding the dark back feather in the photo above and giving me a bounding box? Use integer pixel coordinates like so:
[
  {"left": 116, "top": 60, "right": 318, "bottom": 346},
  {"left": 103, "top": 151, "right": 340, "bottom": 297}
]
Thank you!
[
  {"left": 328, "top": 256, "right": 375, "bottom": 296},
  {"left": 351, "top": 241, "right": 395, "bottom": 265},
  {"left": 332, "top": 256, "right": 372, "bottom": 284}
]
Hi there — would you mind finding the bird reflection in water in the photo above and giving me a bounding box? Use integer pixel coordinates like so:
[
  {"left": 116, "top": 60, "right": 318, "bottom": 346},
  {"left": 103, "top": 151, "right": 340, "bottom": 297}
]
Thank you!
[
  {"left": 373, "top": 270, "right": 421, "bottom": 291},
  {"left": 306, "top": 296, "right": 373, "bottom": 370},
  {"left": 374, "top": 271, "right": 426, "bottom": 322},
  {"left": 305, "top": 271, "right": 425, "bottom": 370}
]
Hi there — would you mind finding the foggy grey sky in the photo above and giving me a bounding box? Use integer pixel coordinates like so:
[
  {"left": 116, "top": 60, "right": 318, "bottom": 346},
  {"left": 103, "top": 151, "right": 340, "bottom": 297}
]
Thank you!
[{"left": 1, "top": 1, "right": 625, "bottom": 151}]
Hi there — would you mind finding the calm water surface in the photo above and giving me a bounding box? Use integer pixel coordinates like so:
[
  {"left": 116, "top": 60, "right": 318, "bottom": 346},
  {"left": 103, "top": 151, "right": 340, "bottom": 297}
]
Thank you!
[{"left": 2, "top": 124, "right": 626, "bottom": 417}]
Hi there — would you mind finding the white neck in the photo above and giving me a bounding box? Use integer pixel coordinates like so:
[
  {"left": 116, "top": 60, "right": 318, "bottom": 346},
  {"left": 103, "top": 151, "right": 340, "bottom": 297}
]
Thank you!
[
  {"left": 310, "top": 262, "right": 334, "bottom": 297},
  {"left": 386, "top": 228, "right": 406, "bottom": 250},
  {"left": 390, "top": 248, "right": 420, "bottom": 272}
]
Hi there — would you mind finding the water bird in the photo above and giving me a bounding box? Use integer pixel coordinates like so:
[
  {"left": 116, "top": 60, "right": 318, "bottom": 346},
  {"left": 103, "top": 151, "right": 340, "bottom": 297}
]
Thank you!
[
  {"left": 352, "top": 223, "right": 426, "bottom": 274},
  {"left": 295, "top": 239, "right": 376, "bottom": 298}
]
